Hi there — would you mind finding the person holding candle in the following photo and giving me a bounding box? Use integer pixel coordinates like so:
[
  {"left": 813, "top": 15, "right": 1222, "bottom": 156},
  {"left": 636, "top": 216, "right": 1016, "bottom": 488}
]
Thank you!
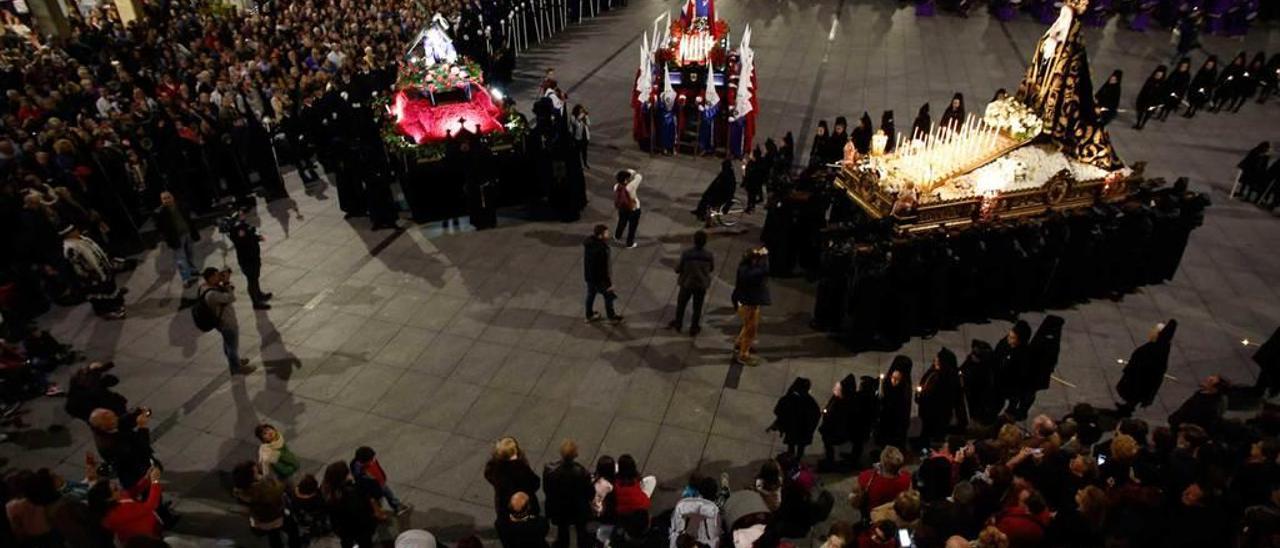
[
  {"left": 1094, "top": 70, "right": 1123, "bottom": 125},
  {"left": 1133, "top": 65, "right": 1166, "bottom": 129},
  {"left": 940, "top": 93, "right": 966, "bottom": 131},
  {"left": 852, "top": 112, "right": 874, "bottom": 155},
  {"left": 880, "top": 111, "right": 897, "bottom": 154},
  {"left": 911, "top": 104, "right": 932, "bottom": 140},
  {"left": 915, "top": 348, "right": 963, "bottom": 448},
  {"left": 875, "top": 356, "right": 914, "bottom": 451}
]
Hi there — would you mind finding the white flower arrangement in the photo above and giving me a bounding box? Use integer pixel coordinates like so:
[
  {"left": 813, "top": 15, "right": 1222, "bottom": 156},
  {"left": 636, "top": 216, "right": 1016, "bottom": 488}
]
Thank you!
[{"left": 983, "top": 97, "right": 1045, "bottom": 140}]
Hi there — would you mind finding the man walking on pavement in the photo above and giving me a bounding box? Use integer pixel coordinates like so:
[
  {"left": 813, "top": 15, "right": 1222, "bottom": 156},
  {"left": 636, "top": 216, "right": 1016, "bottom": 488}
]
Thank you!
[
  {"left": 613, "top": 169, "right": 642, "bottom": 248},
  {"left": 226, "top": 207, "right": 273, "bottom": 310},
  {"left": 200, "top": 267, "right": 255, "bottom": 375},
  {"left": 583, "top": 224, "right": 624, "bottom": 323},
  {"left": 154, "top": 191, "right": 201, "bottom": 292},
  {"left": 668, "top": 230, "right": 714, "bottom": 336}
]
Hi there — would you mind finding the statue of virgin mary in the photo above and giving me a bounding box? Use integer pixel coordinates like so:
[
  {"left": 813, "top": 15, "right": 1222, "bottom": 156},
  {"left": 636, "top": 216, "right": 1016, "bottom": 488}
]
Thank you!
[{"left": 1015, "top": 0, "right": 1121, "bottom": 170}]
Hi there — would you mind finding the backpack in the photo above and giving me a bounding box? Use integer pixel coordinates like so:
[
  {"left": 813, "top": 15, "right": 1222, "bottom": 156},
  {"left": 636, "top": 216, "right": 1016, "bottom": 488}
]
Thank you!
[
  {"left": 191, "top": 288, "right": 219, "bottom": 332},
  {"left": 614, "top": 183, "right": 634, "bottom": 210}
]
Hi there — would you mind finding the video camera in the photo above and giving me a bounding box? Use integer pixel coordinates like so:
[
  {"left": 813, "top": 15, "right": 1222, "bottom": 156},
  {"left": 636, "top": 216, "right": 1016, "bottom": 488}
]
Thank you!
[{"left": 216, "top": 213, "right": 239, "bottom": 235}]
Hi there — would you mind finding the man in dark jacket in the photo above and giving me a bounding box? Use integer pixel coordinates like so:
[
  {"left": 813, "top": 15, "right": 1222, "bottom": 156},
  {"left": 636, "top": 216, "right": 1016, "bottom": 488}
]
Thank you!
[
  {"left": 153, "top": 191, "right": 200, "bottom": 287},
  {"left": 542, "top": 440, "right": 593, "bottom": 548},
  {"left": 89, "top": 407, "right": 153, "bottom": 490},
  {"left": 668, "top": 230, "right": 714, "bottom": 335},
  {"left": 583, "top": 224, "right": 623, "bottom": 323},
  {"left": 732, "top": 247, "right": 771, "bottom": 366},
  {"left": 497, "top": 491, "right": 551, "bottom": 548},
  {"left": 1168, "top": 375, "right": 1229, "bottom": 433},
  {"left": 226, "top": 207, "right": 272, "bottom": 310}
]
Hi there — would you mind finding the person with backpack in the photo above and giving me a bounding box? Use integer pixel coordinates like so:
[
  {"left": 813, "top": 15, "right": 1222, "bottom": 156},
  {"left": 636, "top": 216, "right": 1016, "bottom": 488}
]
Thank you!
[
  {"left": 196, "top": 267, "right": 255, "bottom": 375},
  {"left": 613, "top": 169, "right": 642, "bottom": 248}
]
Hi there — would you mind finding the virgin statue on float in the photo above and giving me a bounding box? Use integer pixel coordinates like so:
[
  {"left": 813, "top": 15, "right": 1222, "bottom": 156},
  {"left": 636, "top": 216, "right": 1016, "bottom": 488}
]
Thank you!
[{"left": 1015, "top": 0, "right": 1121, "bottom": 170}]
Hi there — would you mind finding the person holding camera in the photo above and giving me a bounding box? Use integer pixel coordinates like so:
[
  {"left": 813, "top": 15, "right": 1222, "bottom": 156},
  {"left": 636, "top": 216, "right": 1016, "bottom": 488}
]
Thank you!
[
  {"left": 201, "top": 267, "right": 255, "bottom": 375},
  {"left": 226, "top": 207, "right": 273, "bottom": 310},
  {"left": 732, "top": 247, "right": 771, "bottom": 366}
]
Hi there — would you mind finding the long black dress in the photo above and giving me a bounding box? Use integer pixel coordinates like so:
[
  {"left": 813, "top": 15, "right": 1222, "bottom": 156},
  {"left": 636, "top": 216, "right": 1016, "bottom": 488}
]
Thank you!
[
  {"left": 1185, "top": 57, "right": 1219, "bottom": 117},
  {"left": 1160, "top": 60, "right": 1191, "bottom": 119},
  {"left": 875, "top": 356, "right": 914, "bottom": 450},
  {"left": 1094, "top": 70, "right": 1122, "bottom": 125},
  {"left": 818, "top": 374, "right": 857, "bottom": 466},
  {"left": 1116, "top": 320, "right": 1178, "bottom": 414},
  {"left": 939, "top": 93, "right": 965, "bottom": 130},
  {"left": 911, "top": 103, "right": 931, "bottom": 140},
  {"left": 851, "top": 112, "right": 874, "bottom": 155},
  {"left": 1028, "top": 315, "right": 1066, "bottom": 394},
  {"left": 993, "top": 320, "right": 1034, "bottom": 419},
  {"left": 773, "top": 377, "right": 821, "bottom": 457},
  {"left": 916, "top": 348, "right": 962, "bottom": 444},
  {"left": 960, "top": 339, "right": 996, "bottom": 425},
  {"left": 1133, "top": 66, "right": 1166, "bottom": 129}
]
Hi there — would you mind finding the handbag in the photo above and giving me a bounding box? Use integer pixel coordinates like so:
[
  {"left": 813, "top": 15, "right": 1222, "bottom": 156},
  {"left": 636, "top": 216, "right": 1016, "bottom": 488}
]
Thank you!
[{"left": 272, "top": 445, "right": 301, "bottom": 479}]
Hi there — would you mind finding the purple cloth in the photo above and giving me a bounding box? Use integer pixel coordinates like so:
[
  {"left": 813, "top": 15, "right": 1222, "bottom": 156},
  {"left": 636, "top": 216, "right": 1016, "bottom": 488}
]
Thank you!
[
  {"left": 915, "top": 0, "right": 935, "bottom": 17},
  {"left": 1129, "top": 12, "right": 1153, "bottom": 31}
]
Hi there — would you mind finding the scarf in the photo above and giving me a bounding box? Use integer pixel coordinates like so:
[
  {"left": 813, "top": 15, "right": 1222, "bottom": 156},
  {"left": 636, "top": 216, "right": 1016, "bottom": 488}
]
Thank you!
[{"left": 259, "top": 433, "right": 286, "bottom": 466}]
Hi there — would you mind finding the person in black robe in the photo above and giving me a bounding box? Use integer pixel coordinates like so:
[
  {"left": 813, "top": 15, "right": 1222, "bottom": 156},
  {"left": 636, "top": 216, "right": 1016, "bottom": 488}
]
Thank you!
[
  {"left": 1184, "top": 56, "right": 1218, "bottom": 118},
  {"left": 939, "top": 93, "right": 965, "bottom": 130},
  {"left": 1257, "top": 53, "right": 1280, "bottom": 104},
  {"left": 818, "top": 374, "right": 857, "bottom": 470},
  {"left": 1027, "top": 315, "right": 1065, "bottom": 410},
  {"left": 1133, "top": 65, "right": 1166, "bottom": 129},
  {"left": 1094, "top": 70, "right": 1123, "bottom": 125},
  {"left": 809, "top": 120, "right": 830, "bottom": 167},
  {"left": 959, "top": 339, "right": 995, "bottom": 425},
  {"left": 879, "top": 111, "right": 896, "bottom": 154},
  {"left": 1115, "top": 319, "right": 1178, "bottom": 417},
  {"left": 1235, "top": 52, "right": 1268, "bottom": 111},
  {"left": 851, "top": 113, "right": 873, "bottom": 155},
  {"left": 1212, "top": 51, "right": 1248, "bottom": 112},
  {"left": 827, "top": 117, "right": 849, "bottom": 162},
  {"left": 991, "top": 88, "right": 1008, "bottom": 103},
  {"left": 993, "top": 320, "right": 1034, "bottom": 420},
  {"left": 911, "top": 103, "right": 931, "bottom": 140},
  {"left": 1234, "top": 141, "right": 1272, "bottom": 203},
  {"left": 1252, "top": 327, "right": 1280, "bottom": 398},
  {"left": 772, "top": 377, "right": 821, "bottom": 459},
  {"left": 875, "top": 356, "right": 913, "bottom": 450},
  {"left": 742, "top": 148, "right": 768, "bottom": 214},
  {"left": 697, "top": 160, "right": 738, "bottom": 222},
  {"left": 1159, "top": 58, "right": 1191, "bottom": 120},
  {"left": 915, "top": 348, "right": 963, "bottom": 447},
  {"left": 848, "top": 376, "right": 880, "bottom": 468}
]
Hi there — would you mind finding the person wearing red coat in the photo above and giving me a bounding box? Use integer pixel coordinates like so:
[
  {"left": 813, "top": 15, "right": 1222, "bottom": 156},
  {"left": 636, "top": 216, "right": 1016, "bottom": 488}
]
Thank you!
[
  {"left": 91, "top": 467, "right": 164, "bottom": 544},
  {"left": 991, "top": 489, "right": 1051, "bottom": 548},
  {"left": 611, "top": 455, "right": 652, "bottom": 517}
]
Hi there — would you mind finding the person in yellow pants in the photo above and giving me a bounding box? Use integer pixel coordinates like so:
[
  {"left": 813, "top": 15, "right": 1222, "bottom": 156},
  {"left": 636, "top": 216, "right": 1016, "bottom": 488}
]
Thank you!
[{"left": 732, "top": 247, "right": 771, "bottom": 366}]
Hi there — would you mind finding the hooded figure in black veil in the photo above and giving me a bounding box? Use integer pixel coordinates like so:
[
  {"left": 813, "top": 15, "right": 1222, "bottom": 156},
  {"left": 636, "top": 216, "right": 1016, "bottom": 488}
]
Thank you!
[
  {"left": 1213, "top": 51, "right": 1248, "bottom": 112},
  {"left": 1094, "top": 70, "right": 1122, "bottom": 125},
  {"left": 848, "top": 376, "right": 880, "bottom": 468},
  {"left": 697, "top": 159, "right": 738, "bottom": 221},
  {"left": 1234, "top": 142, "right": 1272, "bottom": 203},
  {"left": 960, "top": 340, "right": 996, "bottom": 425},
  {"left": 1253, "top": 327, "right": 1280, "bottom": 398},
  {"left": 879, "top": 111, "right": 896, "bottom": 154},
  {"left": 1116, "top": 319, "right": 1178, "bottom": 416},
  {"left": 939, "top": 93, "right": 965, "bottom": 130},
  {"left": 1133, "top": 65, "right": 1166, "bottom": 129},
  {"left": 911, "top": 103, "right": 931, "bottom": 140},
  {"left": 827, "top": 116, "right": 849, "bottom": 162},
  {"left": 1159, "top": 58, "right": 1191, "bottom": 120},
  {"left": 1028, "top": 315, "right": 1066, "bottom": 403},
  {"left": 876, "top": 356, "right": 914, "bottom": 450},
  {"left": 1259, "top": 54, "right": 1280, "bottom": 104},
  {"left": 772, "top": 377, "right": 821, "bottom": 459},
  {"left": 810, "top": 120, "right": 830, "bottom": 166},
  {"left": 915, "top": 348, "right": 963, "bottom": 446},
  {"left": 993, "top": 320, "right": 1034, "bottom": 420},
  {"left": 991, "top": 88, "right": 1009, "bottom": 102},
  {"left": 818, "top": 374, "right": 858, "bottom": 469},
  {"left": 852, "top": 112, "right": 874, "bottom": 155},
  {"left": 1185, "top": 56, "right": 1218, "bottom": 118}
]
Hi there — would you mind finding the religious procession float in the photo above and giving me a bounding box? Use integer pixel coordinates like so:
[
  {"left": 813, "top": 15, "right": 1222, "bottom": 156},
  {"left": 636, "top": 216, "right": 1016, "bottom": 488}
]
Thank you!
[
  {"left": 378, "top": 14, "right": 526, "bottom": 162},
  {"left": 809, "top": 0, "right": 1209, "bottom": 348},
  {"left": 834, "top": 0, "right": 1138, "bottom": 233},
  {"left": 632, "top": 0, "right": 759, "bottom": 158}
]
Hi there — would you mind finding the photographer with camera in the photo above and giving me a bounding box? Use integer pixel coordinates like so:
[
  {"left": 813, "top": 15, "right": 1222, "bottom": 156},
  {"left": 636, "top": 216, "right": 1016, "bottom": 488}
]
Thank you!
[
  {"left": 731, "top": 247, "right": 771, "bottom": 366},
  {"left": 224, "top": 207, "right": 273, "bottom": 311},
  {"left": 199, "top": 267, "right": 255, "bottom": 375}
]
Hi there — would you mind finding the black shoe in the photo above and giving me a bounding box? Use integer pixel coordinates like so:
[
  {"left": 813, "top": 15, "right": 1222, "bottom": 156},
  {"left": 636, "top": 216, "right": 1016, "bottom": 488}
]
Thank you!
[
  {"left": 585, "top": 313, "right": 602, "bottom": 323},
  {"left": 667, "top": 320, "right": 682, "bottom": 332},
  {"left": 608, "top": 315, "right": 625, "bottom": 324},
  {"left": 689, "top": 326, "right": 701, "bottom": 336}
]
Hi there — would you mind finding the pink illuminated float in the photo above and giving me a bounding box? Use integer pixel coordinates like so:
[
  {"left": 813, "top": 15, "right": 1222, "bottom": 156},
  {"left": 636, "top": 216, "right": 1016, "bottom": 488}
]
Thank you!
[{"left": 380, "top": 15, "right": 516, "bottom": 156}]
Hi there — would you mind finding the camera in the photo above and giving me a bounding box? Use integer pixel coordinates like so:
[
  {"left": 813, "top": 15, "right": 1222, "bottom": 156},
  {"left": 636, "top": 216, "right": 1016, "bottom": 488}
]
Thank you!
[{"left": 216, "top": 213, "right": 238, "bottom": 235}]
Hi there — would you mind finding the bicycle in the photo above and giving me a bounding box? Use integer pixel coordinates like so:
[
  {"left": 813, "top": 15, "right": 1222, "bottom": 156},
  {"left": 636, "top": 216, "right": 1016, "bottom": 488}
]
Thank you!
[{"left": 706, "top": 198, "right": 746, "bottom": 228}]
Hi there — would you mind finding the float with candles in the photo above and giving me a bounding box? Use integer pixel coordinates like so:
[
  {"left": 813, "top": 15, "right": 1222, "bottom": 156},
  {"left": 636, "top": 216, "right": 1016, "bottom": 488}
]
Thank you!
[
  {"left": 632, "top": 0, "right": 758, "bottom": 157},
  {"left": 378, "top": 15, "right": 526, "bottom": 161},
  {"left": 833, "top": 0, "right": 1144, "bottom": 233}
]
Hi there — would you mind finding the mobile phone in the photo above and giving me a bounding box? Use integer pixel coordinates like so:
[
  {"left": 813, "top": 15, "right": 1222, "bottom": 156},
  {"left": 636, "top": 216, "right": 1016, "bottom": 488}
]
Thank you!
[
  {"left": 1030, "top": 448, "right": 1043, "bottom": 457},
  {"left": 897, "top": 528, "right": 912, "bottom": 547},
  {"left": 1097, "top": 453, "right": 1107, "bottom": 465}
]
